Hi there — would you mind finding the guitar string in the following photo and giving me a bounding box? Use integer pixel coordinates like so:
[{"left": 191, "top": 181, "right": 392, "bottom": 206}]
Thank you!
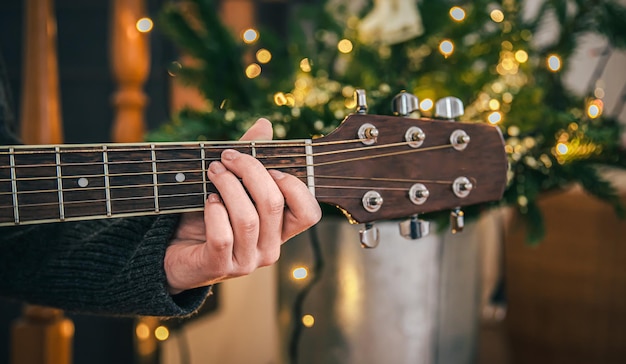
[
  {"left": 0, "top": 182, "right": 436, "bottom": 211},
  {"left": 0, "top": 174, "right": 456, "bottom": 202},
  {"left": 0, "top": 143, "right": 454, "bottom": 184},
  {"left": 0, "top": 143, "right": 464, "bottom": 213},
  {"left": 0, "top": 174, "right": 452, "bottom": 194},
  {"left": 0, "top": 139, "right": 424, "bottom": 170},
  {"left": 0, "top": 137, "right": 383, "bottom": 157}
]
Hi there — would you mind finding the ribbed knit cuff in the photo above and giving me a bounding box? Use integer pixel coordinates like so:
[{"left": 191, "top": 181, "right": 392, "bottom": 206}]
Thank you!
[{"left": 0, "top": 215, "right": 211, "bottom": 317}]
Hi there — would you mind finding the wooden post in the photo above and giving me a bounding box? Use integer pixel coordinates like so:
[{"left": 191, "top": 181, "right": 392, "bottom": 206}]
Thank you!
[
  {"left": 19, "top": 0, "right": 63, "bottom": 144},
  {"left": 110, "top": 0, "right": 150, "bottom": 143},
  {"left": 221, "top": 0, "right": 256, "bottom": 36},
  {"left": 11, "top": 306, "right": 74, "bottom": 364},
  {"left": 13, "top": 1, "right": 73, "bottom": 364}
]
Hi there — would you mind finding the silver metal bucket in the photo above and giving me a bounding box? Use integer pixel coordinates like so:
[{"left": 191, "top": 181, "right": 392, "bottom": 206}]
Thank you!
[{"left": 278, "top": 217, "right": 484, "bottom": 364}]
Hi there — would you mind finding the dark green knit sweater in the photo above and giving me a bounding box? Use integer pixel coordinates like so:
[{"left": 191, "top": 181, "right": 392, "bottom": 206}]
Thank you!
[{"left": 0, "top": 54, "right": 210, "bottom": 317}]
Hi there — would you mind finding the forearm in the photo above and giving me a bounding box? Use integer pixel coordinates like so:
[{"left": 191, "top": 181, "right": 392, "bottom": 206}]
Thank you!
[{"left": 0, "top": 215, "right": 211, "bottom": 317}]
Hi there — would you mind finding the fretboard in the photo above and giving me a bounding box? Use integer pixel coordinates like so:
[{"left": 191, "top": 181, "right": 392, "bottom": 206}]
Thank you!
[{"left": 0, "top": 140, "right": 313, "bottom": 226}]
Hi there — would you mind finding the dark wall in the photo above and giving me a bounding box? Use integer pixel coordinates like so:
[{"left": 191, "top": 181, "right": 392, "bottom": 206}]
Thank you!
[{"left": 0, "top": 0, "right": 174, "bottom": 144}]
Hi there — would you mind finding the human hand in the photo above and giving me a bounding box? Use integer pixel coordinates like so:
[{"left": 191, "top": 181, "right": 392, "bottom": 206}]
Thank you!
[{"left": 164, "top": 118, "right": 321, "bottom": 294}]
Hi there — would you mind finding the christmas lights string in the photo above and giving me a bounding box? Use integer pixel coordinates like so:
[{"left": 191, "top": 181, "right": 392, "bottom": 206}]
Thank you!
[
  {"left": 612, "top": 81, "right": 626, "bottom": 118},
  {"left": 586, "top": 45, "right": 613, "bottom": 93},
  {"left": 288, "top": 223, "right": 324, "bottom": 364}
]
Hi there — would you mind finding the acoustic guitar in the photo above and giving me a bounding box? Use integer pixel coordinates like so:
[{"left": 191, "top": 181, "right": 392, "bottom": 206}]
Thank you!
[{"left": 0, "top": 112, "right": 508, "bottom": 246}]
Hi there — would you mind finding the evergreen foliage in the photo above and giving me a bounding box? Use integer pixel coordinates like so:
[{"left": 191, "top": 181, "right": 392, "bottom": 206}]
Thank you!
[{"left": 150, "top": 0, "right": 626, "bottom": 243}]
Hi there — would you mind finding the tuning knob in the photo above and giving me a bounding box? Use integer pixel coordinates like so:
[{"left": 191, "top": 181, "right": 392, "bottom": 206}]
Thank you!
[
  {"left": 399, "top": 215, "right": 430, "bottom": 240},
  {"left": 435, "top": 96, "right": 464, "bottom": 120},
  {"left": 450, "top": 208, "right": 465, "bottom": 234},
  {"left": 354, "top": 89, "right": 368, "bottom": 114},
  {"left": 359, "top": 223, "right": 380, "bottom": 248},
  {"left": 392, "top": 91, "right": 419, "bottom": 116}
]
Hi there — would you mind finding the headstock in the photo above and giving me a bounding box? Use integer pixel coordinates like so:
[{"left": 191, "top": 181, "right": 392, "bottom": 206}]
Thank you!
[{"left": 312, "top": 90, "right": 508, "bottom": 248}]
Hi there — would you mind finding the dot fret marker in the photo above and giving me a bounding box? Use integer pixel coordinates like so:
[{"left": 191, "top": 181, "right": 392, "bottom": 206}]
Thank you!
[{"left": 175, "top": 173, "right": 186, "bottom": 183}]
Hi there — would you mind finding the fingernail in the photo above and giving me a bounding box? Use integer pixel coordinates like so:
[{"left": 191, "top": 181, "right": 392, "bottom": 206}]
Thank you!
[
  {"left": 222, "top": 149, "right": 239, "bottom": 161},
  {"left": 269, "top": 169, "right": 285, "bottom": 180},
  {"left": 209, "top": 161, "right": 226, "bottom": 174},
  {"left": 207, "top": 193, "right": 222, "bottom": 203}
]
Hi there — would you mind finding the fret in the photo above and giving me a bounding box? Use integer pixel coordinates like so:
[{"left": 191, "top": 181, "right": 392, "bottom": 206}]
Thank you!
[
  {"left": 251, "top": 141, "right": 256, "bottom": 158},
  {"left": 107, "top": 146, "right": 154, "bottom": 215},
  {"left": 150, "top": 144, "right": 160, "bottom": 212},
  {"left": 155, "top": 144, "right": 207, "bottom": 212},
  {"left": 103, "top": 146, "right": 112, "bottom": 217},
  {"left": 12, "top": 149, "right": 60, "bottom": 222},
  {"left": 60, "top": 146, "right": 107, "bottom": 219},
  {"left": 304, "top": 139, "right": 315, "bottom": 197},
  {"left": 9, "top": 147, "right": 19, "bottom": 224},
  {"left": 55, "top": 147, "right": 65, "bottom": 221},
  {"left": 200, "top": 143, "right": 207, "bottom": 200}
]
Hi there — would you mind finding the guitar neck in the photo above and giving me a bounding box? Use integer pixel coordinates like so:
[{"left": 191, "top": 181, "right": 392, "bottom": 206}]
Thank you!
[
  {"left": 0, "top": 140, "right": 313, "bottom": 226},
  {"left": 0, "top": 114, "right": 509, "bottom": 227}
]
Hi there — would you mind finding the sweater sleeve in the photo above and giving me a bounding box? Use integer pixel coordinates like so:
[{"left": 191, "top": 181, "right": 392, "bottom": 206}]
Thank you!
[{"left": 0, "top": 215, "right": 212, "bottom": 317}]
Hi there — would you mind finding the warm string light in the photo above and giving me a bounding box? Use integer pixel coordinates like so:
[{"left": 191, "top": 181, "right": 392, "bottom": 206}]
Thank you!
[
  {"left": 300, "top": 58, "right": 312, "bottom": 72},
  {"left": 302, "top": 314, "right": 315, "bottom": 328},
  {"left": 449, "top": 6, "right": 466, "bottom": 22},
  {"left": 438, "top": 39, "right": 454, "bottom": 57},
  {"left": 587, "top": 99, "right": 603, "bottom": 118},
  {"left": 242, "top": 28, "right": 259, "bottom": 44},
  {"left": 337, "top": 39, "right": 354, "bottom": 54},
  {"left": 245, "top": 63, "right": 262, "bottom": 79},
  {"left": 490, "top": 9, "right": 505, "bottom": 23},
  {"left": 420, "top": 98, "right": 434, "bottom": 112},
  {"left": 547, "top": 54, "right": 562, "bottom": 72},
  {"left": 292, "top": 267, "right": 308, "bottom": 280},
  {"left": 256, "top": 49, "right": 272, "bottom": 64},
  {"left": 136, "top": 17, "right": 153, "bottom": 33},
  {"left": 487, "top": 111, "right": 503, "bottom": 124},
  {"left": 154, "top": 326, "right": 170, "bottom": 341},
  {"left": 136, "top": 323, "right": 150, "bottom": 340}
]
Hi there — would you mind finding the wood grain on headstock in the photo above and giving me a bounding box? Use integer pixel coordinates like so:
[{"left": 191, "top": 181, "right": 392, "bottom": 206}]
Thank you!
[{"left": 312, "top": 113, "right": 508, "bottom": 223}]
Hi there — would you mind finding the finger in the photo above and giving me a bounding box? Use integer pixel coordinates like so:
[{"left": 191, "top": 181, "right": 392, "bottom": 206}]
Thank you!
[
  {"left": 220, "top": 149, "right": 284, "bottom": 259},
  {"left": 269, "top": 169, "right": 321, "bottom": 241},
  {"left": 208, "top": 160, "right": 260, "bottom": 268},
  {"left": 201, "top": 193, "right": 235, "bottom": 278},
  {"left": 239, "top": 118, "right": 273, "bottom": 141}
]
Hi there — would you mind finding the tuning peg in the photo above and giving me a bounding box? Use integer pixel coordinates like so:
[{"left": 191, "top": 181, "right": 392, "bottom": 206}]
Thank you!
[
  {"left": 392, "top": 91, "right": 419, "bottom": 116},
  {"left": 359, "top": 223, "right": 380, "bottom": 248},
  {"left": 354, "top": 89, "right": 368, "bottom": 114},
  {"left": 435, "top": 96, "right": 464, "bottom": 120},
  {"left": 399, "top": 215, "right": 430, "bottom": 240},
  {"left": 450, "top": 208, "right": 464, "bottom": 234}
]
